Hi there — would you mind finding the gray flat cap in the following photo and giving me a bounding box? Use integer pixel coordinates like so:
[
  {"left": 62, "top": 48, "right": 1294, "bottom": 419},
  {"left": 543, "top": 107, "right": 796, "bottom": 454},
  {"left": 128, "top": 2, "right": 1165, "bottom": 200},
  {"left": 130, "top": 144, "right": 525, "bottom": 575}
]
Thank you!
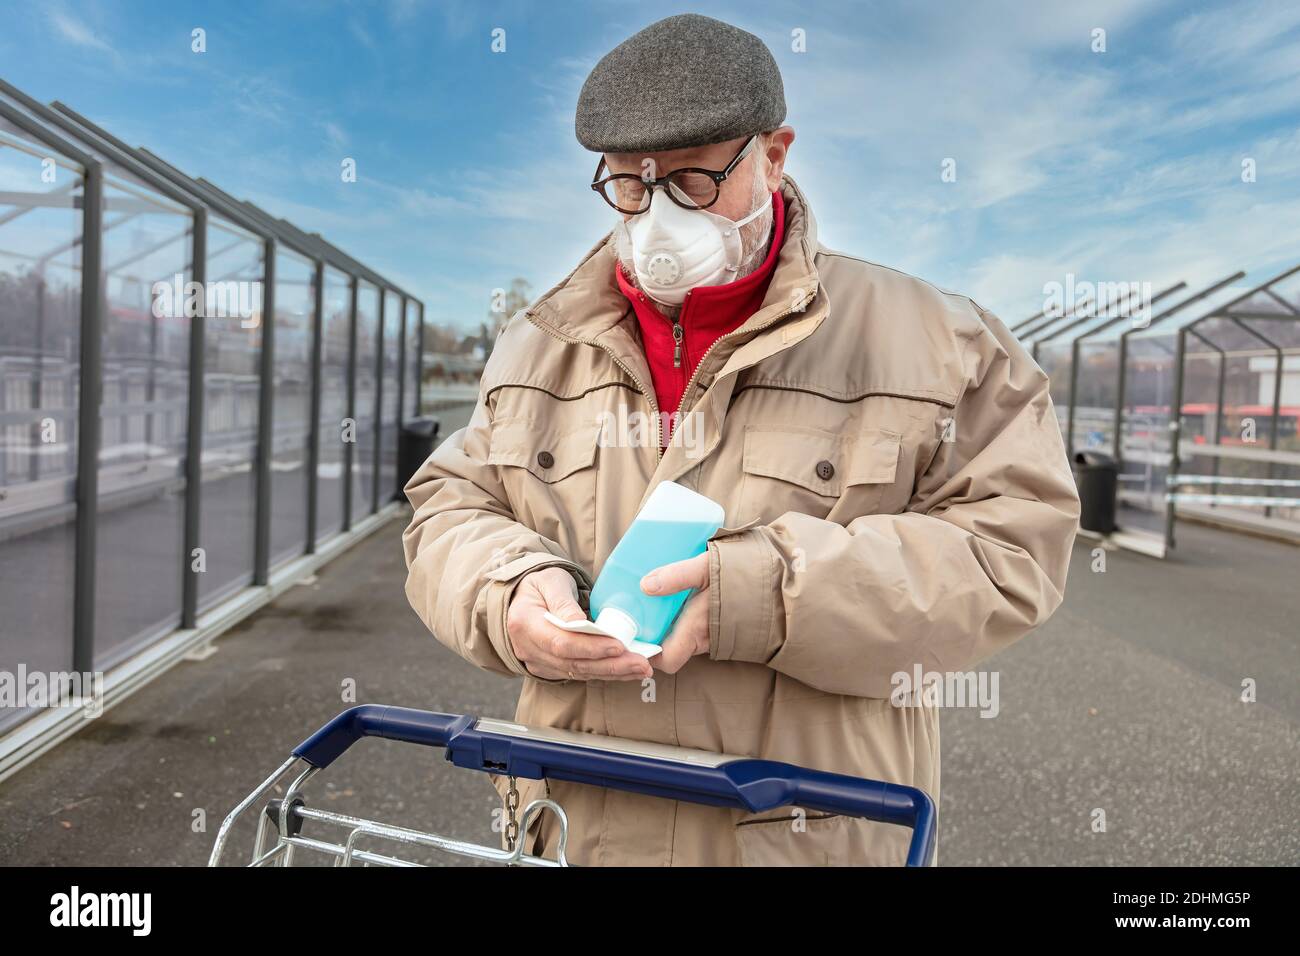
[{"left": 576, "top": 14, "right": 786, "bottom": 153}]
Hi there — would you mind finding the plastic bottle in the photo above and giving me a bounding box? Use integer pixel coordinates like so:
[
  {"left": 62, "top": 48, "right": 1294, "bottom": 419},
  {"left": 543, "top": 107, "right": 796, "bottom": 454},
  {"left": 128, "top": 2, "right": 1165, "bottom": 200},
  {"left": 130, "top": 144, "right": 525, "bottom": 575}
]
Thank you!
[{"left": 544, "top": 481, "right": 725, "bottom": 657}]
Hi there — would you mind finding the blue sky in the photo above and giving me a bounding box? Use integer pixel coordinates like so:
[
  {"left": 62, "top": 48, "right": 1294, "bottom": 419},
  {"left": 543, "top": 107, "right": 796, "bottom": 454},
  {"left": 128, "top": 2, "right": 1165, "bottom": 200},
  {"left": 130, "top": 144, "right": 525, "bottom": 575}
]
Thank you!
[{"left": 3, "top": 0, "right": 1298, "bottom": 329}]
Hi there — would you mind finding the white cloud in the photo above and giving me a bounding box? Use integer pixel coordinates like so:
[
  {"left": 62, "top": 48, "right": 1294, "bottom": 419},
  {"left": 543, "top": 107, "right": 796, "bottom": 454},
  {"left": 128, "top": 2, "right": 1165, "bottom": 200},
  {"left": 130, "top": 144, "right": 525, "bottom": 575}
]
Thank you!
[
  {"left": 701, "top": 0, "right": 1300, "bottom": 323},
  {"left": 323, "top": 121, "right": 350, "bottom": 151},
  {"left": 348, "top": 19, "right": 378, "bottom": 51},
  {"left": 46, "top": 7, "right": 118, "bottom": 60},
  {"left": 1169, "top": 0, "right": 1300, "bottom": 65},
  {"left": 30, "top": 1, "right": 1294, "bottom": 332}
]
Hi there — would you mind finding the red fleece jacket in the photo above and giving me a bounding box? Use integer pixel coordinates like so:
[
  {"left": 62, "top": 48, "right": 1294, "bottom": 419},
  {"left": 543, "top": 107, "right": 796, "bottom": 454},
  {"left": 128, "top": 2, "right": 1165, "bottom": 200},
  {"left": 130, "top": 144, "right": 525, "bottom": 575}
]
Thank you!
[{"left": 616, "top": 191, "right": 786, "bottom": 442}]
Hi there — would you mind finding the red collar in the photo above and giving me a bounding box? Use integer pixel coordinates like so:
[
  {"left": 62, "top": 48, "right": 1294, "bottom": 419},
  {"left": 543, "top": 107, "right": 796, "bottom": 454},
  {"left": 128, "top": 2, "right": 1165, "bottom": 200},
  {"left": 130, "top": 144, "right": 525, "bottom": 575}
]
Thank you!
[{"left": 616, "top": 192, "right": 786, "bottom": 422}]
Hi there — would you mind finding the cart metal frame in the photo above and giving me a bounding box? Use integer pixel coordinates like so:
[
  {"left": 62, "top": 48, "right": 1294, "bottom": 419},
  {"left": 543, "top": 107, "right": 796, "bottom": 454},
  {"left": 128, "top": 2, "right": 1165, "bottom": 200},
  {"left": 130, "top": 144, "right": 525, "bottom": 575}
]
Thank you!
[{"left": 211, "top": 704, "right": 938, "bottom": 868}]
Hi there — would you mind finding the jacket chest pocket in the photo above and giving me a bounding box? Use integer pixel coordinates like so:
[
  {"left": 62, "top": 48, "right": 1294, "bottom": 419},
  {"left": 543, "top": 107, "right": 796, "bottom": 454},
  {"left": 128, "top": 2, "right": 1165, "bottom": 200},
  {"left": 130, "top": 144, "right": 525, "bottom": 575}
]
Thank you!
[
  {"left": 488, "top": 418, "right": 601, "bottom": 562},
  {"left": 733, "top": 810, "right": 909, "bottom": 866},
  {"left": 736, "top": 424, "right": 902, "bottom": 526}
]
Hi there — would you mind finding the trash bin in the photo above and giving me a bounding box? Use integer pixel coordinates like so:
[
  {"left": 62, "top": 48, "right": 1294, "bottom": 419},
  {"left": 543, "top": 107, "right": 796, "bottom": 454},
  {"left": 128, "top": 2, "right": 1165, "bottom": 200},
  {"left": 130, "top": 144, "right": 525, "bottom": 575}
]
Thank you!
[
  {"left": 397, "top": 417, "right": 440, "bottom": 499},
  {"left": 1073, "top": 450, "right": 1117, "bottom": 534}
]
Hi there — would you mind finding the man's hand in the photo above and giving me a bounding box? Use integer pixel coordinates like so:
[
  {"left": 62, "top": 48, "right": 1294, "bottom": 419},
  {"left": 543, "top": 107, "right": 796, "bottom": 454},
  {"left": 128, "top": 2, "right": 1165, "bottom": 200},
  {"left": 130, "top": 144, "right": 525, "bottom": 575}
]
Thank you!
[
  {"left": 641, "top": 553, "right": 711, "bottom": 674},
  {"left": 506, "top": 567, "right": 653, "bottom": 681}
]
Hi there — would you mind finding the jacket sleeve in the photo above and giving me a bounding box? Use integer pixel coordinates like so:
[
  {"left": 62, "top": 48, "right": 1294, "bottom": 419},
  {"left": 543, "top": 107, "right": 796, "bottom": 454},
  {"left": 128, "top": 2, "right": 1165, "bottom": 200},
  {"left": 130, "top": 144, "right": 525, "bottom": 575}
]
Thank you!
[
  {"left": 706, "top": 308, "right": 1080, "bottom": 698},
  {"left": 402, "top": 385, "right": 591, "bottom": 679}
]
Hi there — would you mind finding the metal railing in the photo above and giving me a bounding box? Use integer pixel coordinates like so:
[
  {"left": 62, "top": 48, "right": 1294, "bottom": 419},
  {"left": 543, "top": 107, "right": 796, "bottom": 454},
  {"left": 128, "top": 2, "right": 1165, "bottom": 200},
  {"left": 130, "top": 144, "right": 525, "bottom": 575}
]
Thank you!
[{"left": 0, "top": 79, "right": 431, "bottom": 745}]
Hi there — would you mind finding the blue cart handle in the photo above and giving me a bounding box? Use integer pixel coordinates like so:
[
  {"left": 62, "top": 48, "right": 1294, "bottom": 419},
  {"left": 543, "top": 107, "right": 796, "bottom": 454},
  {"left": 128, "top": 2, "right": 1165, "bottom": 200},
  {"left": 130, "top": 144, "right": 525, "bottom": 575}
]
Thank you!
[{"left": 293, "top": 704, "right": 936, "bottom": 866}]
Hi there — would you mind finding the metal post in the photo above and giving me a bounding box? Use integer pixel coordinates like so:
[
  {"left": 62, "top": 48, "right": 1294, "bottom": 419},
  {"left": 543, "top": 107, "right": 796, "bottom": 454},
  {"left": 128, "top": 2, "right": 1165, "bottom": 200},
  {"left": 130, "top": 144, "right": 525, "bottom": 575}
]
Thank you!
[
  {"left": 30, "top": 270, "right": 46, "bottom": 482},
  {"left": 1211, "top": 343, "right": 1227, "bottom": 506},
  {"left": 1164, "top": 328, "right": 1188, "bottom": 550},
  {"left": 1182, "top": 330, "right": 1225, "bottom": 508},
  {"left": 181, "top": 208, "right": 207, "bottom": 628},
  {"left": 1267, "top": 344, "right": 1284, "bottom": 518},
  {"left": 1066, "top": 339, "right": 1081, "bottom": 459},
  {"left": 395, "top": 294, "right": 407, "bottom": 500},
  {"left": 253, "top": 240, "right": 276, "bottom": 584},
  {"left": 416, "top": 301, "right": 425, "bottom": 417},
  {"left": 73, "top": 162, "right": 104, "bottom": 674},
  {"left": 305, "top": 260, "right": 324, "bottom": 553},
  {"left": 372, "top": 292, "right": 385, "bottom": 514},
  {"left": 1112, "top": 334, "right": 1128, "bottom": 465},
  {"left": 342, "top": 276, "right": 358, "bottom": 531}
]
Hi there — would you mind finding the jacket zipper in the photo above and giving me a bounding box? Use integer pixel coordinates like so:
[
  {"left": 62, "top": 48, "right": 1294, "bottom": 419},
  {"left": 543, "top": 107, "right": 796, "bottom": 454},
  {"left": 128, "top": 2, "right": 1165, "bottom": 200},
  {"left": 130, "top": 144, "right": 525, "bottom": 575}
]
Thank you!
[
  {"left": 523, "top": 311, "right": 666, "bottom": 455},
  {"left": 666, "top": 294, "right": 690, "bottom": 442},
  {"left": 672, "top": 292, "right": 816, "bottom": 423}
]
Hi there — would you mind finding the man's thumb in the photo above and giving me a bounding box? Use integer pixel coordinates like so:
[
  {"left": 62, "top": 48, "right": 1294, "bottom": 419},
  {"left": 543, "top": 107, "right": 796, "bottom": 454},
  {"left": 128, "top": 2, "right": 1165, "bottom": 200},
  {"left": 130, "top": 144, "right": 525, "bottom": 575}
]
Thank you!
[
  {"left": 536, "top": 570, "right": 584, "bottom": 621},
  {"left": 641, "top": 554, "right": 708, "bottom": 596}
]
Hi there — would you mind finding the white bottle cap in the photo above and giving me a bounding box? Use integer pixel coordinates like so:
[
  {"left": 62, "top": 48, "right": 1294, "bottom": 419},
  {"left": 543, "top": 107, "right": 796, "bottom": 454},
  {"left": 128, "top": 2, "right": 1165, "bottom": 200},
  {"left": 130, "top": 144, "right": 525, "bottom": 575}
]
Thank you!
[{"left": 594, "top": 607, "right": 638, "bottom": 646}]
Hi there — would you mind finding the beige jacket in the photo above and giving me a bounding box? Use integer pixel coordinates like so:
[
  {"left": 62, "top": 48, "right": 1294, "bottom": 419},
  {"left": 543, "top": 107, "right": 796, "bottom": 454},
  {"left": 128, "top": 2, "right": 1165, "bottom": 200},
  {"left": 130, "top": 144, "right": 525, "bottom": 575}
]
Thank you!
[{"left": 403, "top": 176, "right": 1079, "bottom": 866}]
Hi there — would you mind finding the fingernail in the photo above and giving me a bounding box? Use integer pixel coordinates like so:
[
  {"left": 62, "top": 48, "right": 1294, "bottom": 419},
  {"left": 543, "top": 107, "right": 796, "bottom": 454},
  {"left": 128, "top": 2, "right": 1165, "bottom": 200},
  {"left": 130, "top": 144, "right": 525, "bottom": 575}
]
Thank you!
[
  {"left": 641, "top": 572, "right": 659, "bottom": 593},
  {"left": 607, "top": 646, "right": 622, "bottom": 657}
]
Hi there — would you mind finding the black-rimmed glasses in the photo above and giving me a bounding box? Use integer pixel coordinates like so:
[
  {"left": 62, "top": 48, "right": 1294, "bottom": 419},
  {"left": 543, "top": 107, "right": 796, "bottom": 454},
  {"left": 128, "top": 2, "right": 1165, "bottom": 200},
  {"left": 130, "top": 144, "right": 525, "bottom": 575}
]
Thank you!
[{"left": 591, "top": 135, "right": 758, "bottom": 215}]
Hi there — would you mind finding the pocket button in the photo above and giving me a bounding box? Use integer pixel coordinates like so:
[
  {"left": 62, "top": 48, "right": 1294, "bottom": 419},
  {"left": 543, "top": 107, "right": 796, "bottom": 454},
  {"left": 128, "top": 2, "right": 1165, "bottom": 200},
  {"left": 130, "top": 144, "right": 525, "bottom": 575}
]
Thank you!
[
  {"left": 815, "top": 459, "right": 835, "bottom": 481},
  {"left": 536, "top": 450, "right": 555, "bottom": 469}
]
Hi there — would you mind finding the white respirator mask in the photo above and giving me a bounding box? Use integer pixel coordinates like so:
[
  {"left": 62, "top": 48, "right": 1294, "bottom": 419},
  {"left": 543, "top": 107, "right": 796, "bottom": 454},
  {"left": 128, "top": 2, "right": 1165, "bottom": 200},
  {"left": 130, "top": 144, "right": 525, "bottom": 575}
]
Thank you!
[{"left": 615, "top": 181, "right": 772, "bottom": 307}]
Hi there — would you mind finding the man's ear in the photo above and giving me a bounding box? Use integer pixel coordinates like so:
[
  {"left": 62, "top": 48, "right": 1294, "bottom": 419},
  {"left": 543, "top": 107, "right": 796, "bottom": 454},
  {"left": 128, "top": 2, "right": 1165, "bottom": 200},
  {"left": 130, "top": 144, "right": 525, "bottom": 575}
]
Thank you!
[{"left": 762, "top": 126, "right": 795, "bottom": 190}]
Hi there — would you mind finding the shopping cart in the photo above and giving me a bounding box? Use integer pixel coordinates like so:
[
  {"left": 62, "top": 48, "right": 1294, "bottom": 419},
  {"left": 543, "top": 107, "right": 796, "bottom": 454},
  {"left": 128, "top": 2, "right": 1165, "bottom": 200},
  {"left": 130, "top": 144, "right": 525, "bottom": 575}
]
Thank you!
[{"left": 209, "top": 703, "right": 937, "bottom": 867}]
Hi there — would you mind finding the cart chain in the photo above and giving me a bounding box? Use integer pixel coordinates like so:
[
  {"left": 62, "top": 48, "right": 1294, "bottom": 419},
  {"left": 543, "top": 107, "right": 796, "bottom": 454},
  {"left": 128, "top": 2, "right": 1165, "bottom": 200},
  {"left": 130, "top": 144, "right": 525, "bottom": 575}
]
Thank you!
[{"left": 504, "top": 776, "right": 520, "bottom": 852}]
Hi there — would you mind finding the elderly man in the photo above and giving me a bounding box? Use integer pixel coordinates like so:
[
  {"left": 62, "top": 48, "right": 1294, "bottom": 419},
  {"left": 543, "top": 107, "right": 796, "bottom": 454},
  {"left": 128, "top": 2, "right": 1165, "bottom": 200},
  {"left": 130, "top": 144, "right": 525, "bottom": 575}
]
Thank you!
[{"left": 404, "top": 13, "right": 1079, "bottom": 865}]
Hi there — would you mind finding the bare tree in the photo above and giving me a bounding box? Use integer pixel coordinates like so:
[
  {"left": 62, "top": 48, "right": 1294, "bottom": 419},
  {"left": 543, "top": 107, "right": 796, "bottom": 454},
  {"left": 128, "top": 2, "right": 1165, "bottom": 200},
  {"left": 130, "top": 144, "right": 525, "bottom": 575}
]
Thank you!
[{"left": 488, "top": 278, "right": 532, "bottom": 337}]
